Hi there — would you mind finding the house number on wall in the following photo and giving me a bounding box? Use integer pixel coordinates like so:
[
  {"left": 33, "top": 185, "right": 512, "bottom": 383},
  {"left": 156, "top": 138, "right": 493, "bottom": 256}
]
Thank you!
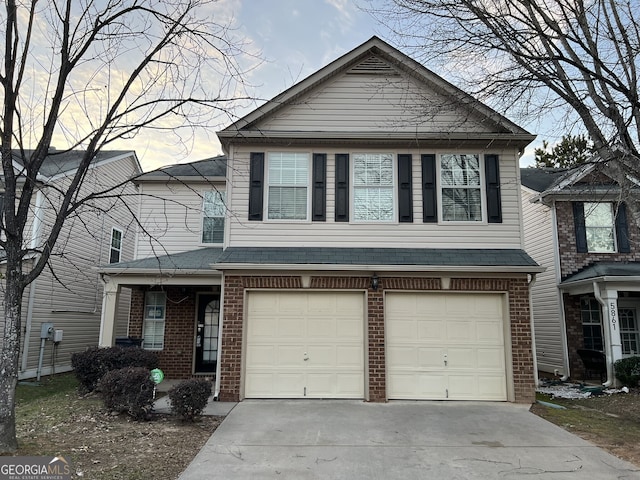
[{"left": 610, "top": 301, "right": 618, "bottom": 331}]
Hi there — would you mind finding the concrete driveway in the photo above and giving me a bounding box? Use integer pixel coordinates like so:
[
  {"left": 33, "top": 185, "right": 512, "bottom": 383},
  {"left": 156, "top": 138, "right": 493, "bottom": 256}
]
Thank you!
[{"left": 179, "top": 400, "right": 640, "bottom": 479}]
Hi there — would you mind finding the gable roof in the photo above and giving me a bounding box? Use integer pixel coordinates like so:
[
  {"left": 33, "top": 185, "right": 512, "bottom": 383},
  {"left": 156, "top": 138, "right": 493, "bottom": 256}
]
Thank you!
[
  {"left": 525, "top": 160, "right": 639, "bottom": 205},
  {"left": 135, "top": 155, "right": 227, "bottom": 183},
  {"left": 561, "top": 262, "right": 640, "bottom": 286},
  {"left": 218, "top": 36, "right": 535, "bottom": 150},
  {"left": 520, "top": 168, "right": 567, "bottom": 192},
  {"left": 9, "top": 149, "right": 139, "bottom": 180}
]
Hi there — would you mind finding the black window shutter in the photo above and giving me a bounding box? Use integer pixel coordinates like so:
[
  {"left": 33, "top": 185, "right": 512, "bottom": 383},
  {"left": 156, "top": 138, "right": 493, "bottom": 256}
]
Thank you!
[
  {"left": 573, "top": 202, "right": 588, "bottom": 252},
  {"left": 421, "top": 154, "right": 437, "bottom": 223},
  {"left": 398, "top": 154, "right": 413, "bottom": 222},
  {"left": 335, "top": 154, "right": 349, "bottom": 222},
  {"left": 616, "top": 202, "right": 631, "bottom": 253},
  {"left": 248, "top": 152, "right": 264, "bottom": 221},
  {"left": 312, "top": 153, "right": 327, "bottom": 221},
  {"left": 485, "top": 154, "right": 502, "bottom": 223}
]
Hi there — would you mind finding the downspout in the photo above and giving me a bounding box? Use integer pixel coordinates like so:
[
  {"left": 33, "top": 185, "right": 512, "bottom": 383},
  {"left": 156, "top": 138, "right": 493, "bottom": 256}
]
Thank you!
[
  {"left": 551, "top": 202, "right": 570, "bottom": 381},
  {"left": 528, "top": 273, "right": 540, "bottom": 387},
  {"left": 593, "top": 281, "right": 614, "bottom": 387},
  {"left": 21, "top": 190, "right": 45, "bottom": 373}
]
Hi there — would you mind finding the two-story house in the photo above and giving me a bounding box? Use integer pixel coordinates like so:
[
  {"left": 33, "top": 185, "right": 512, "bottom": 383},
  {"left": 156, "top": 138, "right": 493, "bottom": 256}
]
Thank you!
[
  {"left": 521, "top": 164, "right": 640, "bottom": 385},
  {"left": 100, "top": 37, "right": 542, "bottom": 403},
  {"left": 1, "top": 149, "right": 140, "bottom": 379}
]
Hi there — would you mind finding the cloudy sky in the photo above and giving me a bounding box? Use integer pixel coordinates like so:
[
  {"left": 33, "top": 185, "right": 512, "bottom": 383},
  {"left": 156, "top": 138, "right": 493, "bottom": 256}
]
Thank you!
[{"left": 44, "top": 0, "right": 551, "bottom": 170}]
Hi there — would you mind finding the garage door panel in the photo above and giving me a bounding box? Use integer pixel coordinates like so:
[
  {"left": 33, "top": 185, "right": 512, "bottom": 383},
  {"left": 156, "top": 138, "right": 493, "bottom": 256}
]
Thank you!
[
  {"left": 245, "top": 292, "right": 364, "bottom": 399},
  {"left": 476, "top": 348, "right": 506, "bottom": 369},
  {"left": 446, "top": 321, "right": 475, "bottom": 342},
  {"left": 387, "top": 292, "right": 507, "bottom": 401},
  {"left": 418, "top": 320, "right": 445, "bottom": 342}
]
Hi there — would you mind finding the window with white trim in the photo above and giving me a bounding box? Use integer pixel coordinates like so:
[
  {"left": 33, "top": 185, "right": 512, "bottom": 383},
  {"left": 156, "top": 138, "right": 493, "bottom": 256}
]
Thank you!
[
  {"left": 143, "top": 291, "right": 166, "bottom": 350},
  {"left": 581, "top": 297, "right": 603, "bottom": 351},
  {"left": 109, "top": 228, "right": 123, "bottom": 264},
  {"left": 267, "top": 152, "right": 309, "bottom": 220},
  {"left": 584, "top": 202, "right": 616, "bottom": 252},
  {"left": 352, "top": 153, "right": 395, "bottom": 221},
  {"left": 202, "top": 190, "right": 225, "bottom": 244},
  {"left": 440, "top": 154, "right": 482, "bottom": 222},
  {"left": 620, "top": 307, "right": 640, "bottom": 356}
]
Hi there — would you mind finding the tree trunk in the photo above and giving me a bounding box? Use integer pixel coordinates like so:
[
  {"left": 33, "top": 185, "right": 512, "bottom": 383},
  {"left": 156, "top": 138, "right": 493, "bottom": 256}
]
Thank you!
[{"left": 0, "top": 254, "right": 24, "bottom": 453}]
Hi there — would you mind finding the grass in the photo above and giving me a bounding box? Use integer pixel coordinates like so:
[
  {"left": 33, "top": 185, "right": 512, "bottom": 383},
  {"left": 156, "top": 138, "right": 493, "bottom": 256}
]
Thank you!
[
  {"left": 532, "top": 391, "right": 640, "bottom": 466},
  {"left": 16, "top": 373, "right": 79, "bottom": 404}
]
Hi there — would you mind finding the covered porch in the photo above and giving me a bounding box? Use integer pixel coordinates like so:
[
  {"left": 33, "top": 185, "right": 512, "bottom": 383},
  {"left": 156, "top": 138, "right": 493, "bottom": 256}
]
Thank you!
[
  {"left": 98, "top": 248, "right": 223, "bottom": 381},
  {"left": 560, "top": 262, "right": 640, "bottom": 385}
]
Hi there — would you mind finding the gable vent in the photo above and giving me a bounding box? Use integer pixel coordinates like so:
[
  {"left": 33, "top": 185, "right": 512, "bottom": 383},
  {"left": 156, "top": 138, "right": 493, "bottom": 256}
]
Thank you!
[{"left": 348, "top": 56, "right": 399, "bottom": 75}]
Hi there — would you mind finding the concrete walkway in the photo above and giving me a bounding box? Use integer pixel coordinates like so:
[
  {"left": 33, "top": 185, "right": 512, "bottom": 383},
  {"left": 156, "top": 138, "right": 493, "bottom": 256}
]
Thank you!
[{"left": 179, "top": 400, "right": 640, "bottom": 479}]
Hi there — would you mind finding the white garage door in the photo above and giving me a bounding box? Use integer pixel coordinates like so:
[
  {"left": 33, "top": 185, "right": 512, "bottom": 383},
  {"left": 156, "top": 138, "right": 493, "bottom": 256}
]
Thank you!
[
  {"left": 387, "top": 292, "right": 507, "bottom": 401},
  {"left": 245, "top": 291, "right": 365, "bottom": 399}
]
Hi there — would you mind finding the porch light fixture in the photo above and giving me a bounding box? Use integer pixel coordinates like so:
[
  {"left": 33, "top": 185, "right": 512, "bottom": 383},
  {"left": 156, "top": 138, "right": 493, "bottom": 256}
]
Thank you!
[{"left": 371, "top": 274, "right": 379, "bottom": 291}]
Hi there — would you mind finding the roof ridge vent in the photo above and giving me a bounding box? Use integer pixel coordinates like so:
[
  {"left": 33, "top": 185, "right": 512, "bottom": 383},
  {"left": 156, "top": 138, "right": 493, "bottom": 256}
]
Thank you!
[{"left": 348, "top": 55, "right": 398, "bottom": 75}]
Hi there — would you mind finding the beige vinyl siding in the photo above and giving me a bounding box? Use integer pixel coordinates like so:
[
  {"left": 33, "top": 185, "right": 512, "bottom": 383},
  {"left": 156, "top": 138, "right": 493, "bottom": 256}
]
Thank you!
[
  {"left": 521, "top": 188, "right": 565, "bottom": 375},
  {"left": 15, "top": 155, "right": 139, "bottom": 379},
  {"left": 135, "top": 181, "right": 225, "bottom": 259},
  {"left": 227, "top": 147, "right": 524, "bottom": 249},
  {"left": 259, "top": 72, "right": 497, "bottom": 134}
]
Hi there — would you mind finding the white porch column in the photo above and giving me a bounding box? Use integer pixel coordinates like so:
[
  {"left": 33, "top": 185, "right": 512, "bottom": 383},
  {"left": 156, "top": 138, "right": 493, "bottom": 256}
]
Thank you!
[
  {"left": 99, "top": 277, "right": 121, "bottom": 347},
  {"left": 601, "top": 289, "right": 623, "bottom": 362}
]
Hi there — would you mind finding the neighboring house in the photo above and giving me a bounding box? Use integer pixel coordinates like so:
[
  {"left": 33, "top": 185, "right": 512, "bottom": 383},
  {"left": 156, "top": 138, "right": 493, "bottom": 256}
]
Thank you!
[
  {"left": 521, "top": 164, "right": 639, "bottom": 384},
  {"left": 0, "top": 149, "right": 141, "bottom": 379},
  {"left": 100, "top": 37, "right": 542, "bottom": 403}
]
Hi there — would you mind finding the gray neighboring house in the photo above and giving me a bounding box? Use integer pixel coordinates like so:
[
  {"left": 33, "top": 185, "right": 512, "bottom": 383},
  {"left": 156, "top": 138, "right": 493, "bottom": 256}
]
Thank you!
[
  {"left": 1, "top": 149, "right": 141, "bottom": 379},
  {"left": 521, "top": 164, "right": 640, "bottom": 385}
]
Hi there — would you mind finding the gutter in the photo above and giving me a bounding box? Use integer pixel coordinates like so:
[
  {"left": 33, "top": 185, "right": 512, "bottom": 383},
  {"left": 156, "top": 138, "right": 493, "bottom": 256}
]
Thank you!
[{"left": 214, "top": 263, "right": 545, "bottom": 274}]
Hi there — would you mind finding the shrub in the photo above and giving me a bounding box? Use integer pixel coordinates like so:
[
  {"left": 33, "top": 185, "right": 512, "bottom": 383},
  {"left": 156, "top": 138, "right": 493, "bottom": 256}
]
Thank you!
[
  {"left": 71, "top": 346, "right": 159, "bottom": 393},
  {"left": 614, "top": 356, "right": 640, "bottom": 387},
  {"left": 98, "top": 367, "right": 155, "bottom": 420},
  {"left": 168, "top": 379, "right": 212, "bottom": 421}
]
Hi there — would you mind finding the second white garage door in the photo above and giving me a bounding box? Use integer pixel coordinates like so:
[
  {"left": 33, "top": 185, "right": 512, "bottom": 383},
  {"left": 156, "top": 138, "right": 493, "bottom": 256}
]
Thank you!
[
  {"left": 387, "top": 292, "right": 507, "bottom": 401},
  {"left": 245, "top": 291, "right": 365, "bottom": 399}
]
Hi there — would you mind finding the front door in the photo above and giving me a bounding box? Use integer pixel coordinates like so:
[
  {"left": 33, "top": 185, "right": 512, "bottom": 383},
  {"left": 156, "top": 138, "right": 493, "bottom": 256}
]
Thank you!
[{"left": 195, "top": 294, "right": 220, "bottom": 373}]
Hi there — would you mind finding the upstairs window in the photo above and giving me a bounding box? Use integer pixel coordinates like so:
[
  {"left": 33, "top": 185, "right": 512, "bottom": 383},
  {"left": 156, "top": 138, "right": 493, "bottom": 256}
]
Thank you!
[
  {"left": 267, "top": 152, "right": 309, "bottom": 220},
  {"left": 109, "top": 228, "right": 123, "bottom": 263},
  {"left": 353, "top": 153, "right": 394, "bottom": 221},
  {"left": 202, "top": 191, "right": 225, "bottom": 244},
  {"left": 584, "top": 202, "right": 615, "bottom": 252},
  {"left": 440, "top": 154, "right": 482, "bottom": 222}
]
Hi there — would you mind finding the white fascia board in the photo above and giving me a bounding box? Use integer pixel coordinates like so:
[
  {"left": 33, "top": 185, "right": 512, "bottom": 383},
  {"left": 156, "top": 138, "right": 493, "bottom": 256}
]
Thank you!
[
  {"left": 214, "top": 263, "right": 545, "bottom": 274},
  {"left": 100, "top": 271, "right": 222, "bottom": 287},
  {"left": 560, "top": 276, "right": 640, "bottom": 294}
]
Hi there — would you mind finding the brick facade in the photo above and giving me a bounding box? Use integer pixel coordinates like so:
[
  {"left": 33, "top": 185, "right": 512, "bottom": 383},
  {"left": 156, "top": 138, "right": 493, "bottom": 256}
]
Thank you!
[
  {"left": 555, "top": 201, "right": 640, "bottom": 280},
  {"left": 128, "top": 286, "right": 219, "bottom": 379},
  {"left": 219, "top": 274, "right": 535, "bottom": 403}
]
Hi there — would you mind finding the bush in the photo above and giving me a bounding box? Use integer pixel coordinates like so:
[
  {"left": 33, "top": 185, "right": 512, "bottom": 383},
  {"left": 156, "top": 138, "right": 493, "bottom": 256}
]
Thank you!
[
  {"left": 71, "top": 346, "right": 159, "bottom": 393},
  {"left": 98, "top": 367, "right": 155, "bottom": 420},
  {"left": 614, "top": 356, "right": 640, "bottom": 387},
  {"left": 168, "top": 379, "right": 212, "bottom": 421}
]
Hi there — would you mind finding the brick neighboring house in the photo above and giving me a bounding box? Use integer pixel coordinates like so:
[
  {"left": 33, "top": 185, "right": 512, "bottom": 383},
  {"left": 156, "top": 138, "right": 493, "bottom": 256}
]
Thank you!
[
  {"left": 100, "top": 37, "right": 541, "bottom": 403},
  {"left": 521, "top": 164, "right": 640, "bottom": 384}
]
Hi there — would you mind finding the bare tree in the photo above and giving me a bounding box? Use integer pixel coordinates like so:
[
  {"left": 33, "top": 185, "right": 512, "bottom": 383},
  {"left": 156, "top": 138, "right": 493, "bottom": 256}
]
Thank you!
[
  {"left": 0, "top": 0, "right": 255, "bottom": 452},
  {"left": 366, "top": 0, "right": 640, "bottom": 210}
]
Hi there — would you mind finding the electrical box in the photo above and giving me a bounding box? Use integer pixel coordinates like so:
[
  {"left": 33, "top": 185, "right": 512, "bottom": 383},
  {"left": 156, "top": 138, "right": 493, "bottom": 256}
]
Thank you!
[
  {"left": 40, "top": 323, "right": 54, "bottom": 340},
  {"left": 53, "top": 329, "right": 63, "bottom": 343}
]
